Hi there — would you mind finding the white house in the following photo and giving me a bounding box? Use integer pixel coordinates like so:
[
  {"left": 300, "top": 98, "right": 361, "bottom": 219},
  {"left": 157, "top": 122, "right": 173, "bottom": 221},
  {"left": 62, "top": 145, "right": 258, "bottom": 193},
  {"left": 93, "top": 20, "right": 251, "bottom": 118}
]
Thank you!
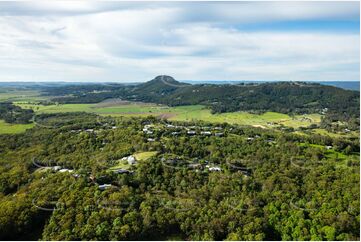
[
  {"left": 59, "top": 168, "right": 73, "bottom": 173},
  {"left": 98, "top": 184, "right": 112, "bottom": 190},
  {"left": 201, "top": 131, "right": 211, "bottom": 136},
  {"left": 127, "top": 156, "right": 137, "bottom": 165},
  {"left": 52, "top": 166, "right": 62, "bottom": 171},
  {"left": 209, "top": 166, "right": 222, "bottom": 172}
]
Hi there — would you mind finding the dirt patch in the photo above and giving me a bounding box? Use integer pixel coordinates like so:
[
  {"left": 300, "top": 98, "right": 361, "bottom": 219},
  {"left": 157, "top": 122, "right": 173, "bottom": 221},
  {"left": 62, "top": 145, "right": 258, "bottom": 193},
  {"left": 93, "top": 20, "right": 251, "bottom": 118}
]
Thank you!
[{"left": 94, "top": 98, "right": 161, "bottom": 108}]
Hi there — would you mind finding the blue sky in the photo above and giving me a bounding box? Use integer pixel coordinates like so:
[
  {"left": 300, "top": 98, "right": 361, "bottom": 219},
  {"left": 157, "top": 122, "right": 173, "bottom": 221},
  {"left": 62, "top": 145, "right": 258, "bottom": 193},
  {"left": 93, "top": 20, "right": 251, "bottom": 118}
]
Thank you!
[{"left": 0, "top": 1, "right": 359, "bottom": 82}]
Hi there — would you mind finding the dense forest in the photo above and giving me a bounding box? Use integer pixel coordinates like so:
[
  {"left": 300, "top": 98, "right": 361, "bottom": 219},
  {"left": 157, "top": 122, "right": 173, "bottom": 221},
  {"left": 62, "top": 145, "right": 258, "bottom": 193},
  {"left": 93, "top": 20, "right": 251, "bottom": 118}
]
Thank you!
[
  {"left": 0, "top": 103, "right": 34, "bottom": 124},
  {"left": 0, "top": 112, "right": 359, "bottom": 240}
]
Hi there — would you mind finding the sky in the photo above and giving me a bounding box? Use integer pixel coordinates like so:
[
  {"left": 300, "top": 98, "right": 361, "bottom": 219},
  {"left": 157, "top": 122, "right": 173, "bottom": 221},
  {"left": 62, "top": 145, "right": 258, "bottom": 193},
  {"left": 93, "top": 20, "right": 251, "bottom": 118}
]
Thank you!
[{"left": 0, "top": 1, "right": 359, "bottom": 82}]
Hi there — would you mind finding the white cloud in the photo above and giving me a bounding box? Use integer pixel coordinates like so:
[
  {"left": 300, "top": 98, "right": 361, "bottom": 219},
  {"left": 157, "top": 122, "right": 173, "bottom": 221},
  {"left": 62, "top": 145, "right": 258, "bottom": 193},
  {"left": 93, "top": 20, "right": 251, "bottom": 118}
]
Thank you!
[{"left": 0, "top": 1, "right": 359, "bottom": 82}]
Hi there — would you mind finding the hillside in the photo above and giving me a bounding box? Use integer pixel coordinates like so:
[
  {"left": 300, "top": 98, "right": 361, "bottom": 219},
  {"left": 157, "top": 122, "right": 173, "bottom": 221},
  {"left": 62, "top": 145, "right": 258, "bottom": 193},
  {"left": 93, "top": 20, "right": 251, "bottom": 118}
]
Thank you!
[{"left": 46, "top": 76, "right": 359, "bottom": 125}]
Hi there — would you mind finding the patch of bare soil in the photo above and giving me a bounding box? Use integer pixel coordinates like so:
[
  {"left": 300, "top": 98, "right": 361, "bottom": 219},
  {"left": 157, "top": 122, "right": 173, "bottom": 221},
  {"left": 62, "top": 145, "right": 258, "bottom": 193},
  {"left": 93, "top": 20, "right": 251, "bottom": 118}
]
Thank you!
[{"left": 94, "top": 98, "right": 160, "bottom": 108}]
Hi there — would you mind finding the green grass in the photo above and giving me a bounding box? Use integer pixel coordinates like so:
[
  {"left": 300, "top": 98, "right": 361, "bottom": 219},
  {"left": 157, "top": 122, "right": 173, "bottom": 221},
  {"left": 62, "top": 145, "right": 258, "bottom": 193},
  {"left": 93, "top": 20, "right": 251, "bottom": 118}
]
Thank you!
[
  {"left": 0, "top": 120, "right": 35, "bottom": 134},
  {"left": 17, "top": 103, "right": 95, "bottom": 113},
  {"left": 169, "top": 106, "right": 321, "bottom": 128},
  {"left": 311, "top": 128, "right": 359, "bottom": 138},
  {"left": 108, "top": 161, "right": 131, "bottom": 170},
  {"left": 16, "top": 102, "right": 321, "bottom": 129},
  {"left": 133, "top": 151, "right": 158, "bottom": 161}
]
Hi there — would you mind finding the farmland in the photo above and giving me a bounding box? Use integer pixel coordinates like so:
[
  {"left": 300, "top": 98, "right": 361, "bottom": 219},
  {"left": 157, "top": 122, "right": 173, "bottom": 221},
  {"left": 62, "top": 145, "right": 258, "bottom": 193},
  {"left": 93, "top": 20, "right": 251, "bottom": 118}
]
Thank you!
[
  {"left": 0, "top": 88, "right": 47, "bottom": 102},
  {"left": 16, "top": 101, "right": 321, "bottom": 129}
]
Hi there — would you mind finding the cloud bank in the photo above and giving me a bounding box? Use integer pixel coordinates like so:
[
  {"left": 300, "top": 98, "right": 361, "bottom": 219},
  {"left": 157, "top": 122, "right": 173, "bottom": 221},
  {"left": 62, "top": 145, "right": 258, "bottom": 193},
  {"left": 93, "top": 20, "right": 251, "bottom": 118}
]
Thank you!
[{"left": 0, "top": 1, "right": 359, "bottom": 82}]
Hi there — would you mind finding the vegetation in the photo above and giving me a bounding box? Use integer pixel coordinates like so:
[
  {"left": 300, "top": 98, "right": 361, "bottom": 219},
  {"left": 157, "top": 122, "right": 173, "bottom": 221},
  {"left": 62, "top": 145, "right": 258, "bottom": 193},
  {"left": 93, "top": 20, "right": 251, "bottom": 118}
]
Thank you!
[
  {"left": 0, "top": 80, "right": 359, "bottom": 240},
  {"left": 0, "top": 112, "right": 359, "bottom": 240},
  {"left": 43, "top": 76, "right": 359, "bottom": 132},
  {"left": 16, "top": 102, "right": 321, "bottom": 129},
  {"left": 0, "top": 103, "right": 34, "bottom": 124}
]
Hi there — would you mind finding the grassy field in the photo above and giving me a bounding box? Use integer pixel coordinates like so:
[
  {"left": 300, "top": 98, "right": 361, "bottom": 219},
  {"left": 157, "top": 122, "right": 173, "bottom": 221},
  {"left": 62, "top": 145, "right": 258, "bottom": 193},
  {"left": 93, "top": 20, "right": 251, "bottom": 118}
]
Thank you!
[
  {"left": 169, "top": 106, "right": 321, "bottom": 128},
  {"left": 16, "top": 102, "right": 321, "bottom": 129},
  {"left": 311, "top": 128, "right": 359, "bottom": 138},
  {"left": 134, "top": 151, "right": 158, "bottom": 161},
  {"left": 0, "top": 89, "right": 47, "bottom": 102},
  {"left": 0, "top": 120, "right": 35, "bottom": 134}
]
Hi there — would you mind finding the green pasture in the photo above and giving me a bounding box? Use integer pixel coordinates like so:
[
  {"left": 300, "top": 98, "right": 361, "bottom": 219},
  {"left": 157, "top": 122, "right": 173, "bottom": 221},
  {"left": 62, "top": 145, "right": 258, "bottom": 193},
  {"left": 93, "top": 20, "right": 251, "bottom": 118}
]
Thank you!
[
  {"left": 169, "top": 106, "right": 321, "bottom": 128},
  {"left": 0, "top": 120, "right": 35, "bottom": 134},
  {"left": 134, "top": 151, "right": 158, "bottom": 161},
  {"left": 16, "top": 102, "right": 321, "bottom": 129}
]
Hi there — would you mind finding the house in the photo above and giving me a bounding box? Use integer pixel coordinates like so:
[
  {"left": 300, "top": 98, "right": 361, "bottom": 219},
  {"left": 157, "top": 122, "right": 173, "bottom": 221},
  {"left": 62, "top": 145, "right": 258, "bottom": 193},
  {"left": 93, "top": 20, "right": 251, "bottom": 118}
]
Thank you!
[
  {"left": 321, "top": 108, "right": 328, "bottom": 115},
  {"left": 247, "top": 137, "right": 254, "bottom": 141},
  {"left": 166, "top": 124, "right": 175, "bottom": 128},
  {"left": 98, "top": 184, "right": 112, "bottom": 190},
  {"left": 187, "top": 131, "right": 196, "bottom": 135},
  {"left": 127, "top": 156, "right": 136, "bottom": 165},
  {"left": 325, "top": 146, "right": 332, "bottom": 150},
  {"left": 188, "top": 163, "right": 201, "bottom": 169},
  {"left": 120, "top": 155, "right": 137, "bottom": 165},
  {"left": 208, "top": 166, "right": 222, "bottom": 172},
  {"left": 201, "top": 131, "right": 211, "bottom": 136},
  {"left": 344, "top": 128, "right": 350, "bottom": 133},
  {"left": 52, "top": 166, "right": 61, "bottom": 171},
  {"left": 85, "top": 129, "right": 94, "bottom": 132},
  {"left": 59, "top": 168, "right": 73, "bottom": 173},
  {"left": 171, "top": 131, "right": 180, "bottom": 135},
  {"left": 214, "top": 132, "right": 223, "bottom": 137},
  {"left": 147, "top": 138, "right": 155, "bottom": 142}
]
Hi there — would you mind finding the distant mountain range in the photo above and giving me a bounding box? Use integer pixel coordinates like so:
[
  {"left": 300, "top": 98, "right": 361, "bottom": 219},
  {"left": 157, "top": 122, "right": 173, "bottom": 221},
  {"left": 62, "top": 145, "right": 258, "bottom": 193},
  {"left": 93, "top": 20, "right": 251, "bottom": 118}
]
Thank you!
[
  {"left": 182, "top": 81, "right": 359, "bottom": 91},
  {"left": 0, "top": 79, "right": 359, "bottom": 91}
]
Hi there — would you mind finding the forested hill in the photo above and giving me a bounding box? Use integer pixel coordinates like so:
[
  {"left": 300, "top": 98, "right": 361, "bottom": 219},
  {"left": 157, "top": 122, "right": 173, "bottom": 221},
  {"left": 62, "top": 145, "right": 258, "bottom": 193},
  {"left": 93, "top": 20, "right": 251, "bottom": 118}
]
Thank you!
[{"left": 47, "top": 75, "right": 360, "bottom": 117}]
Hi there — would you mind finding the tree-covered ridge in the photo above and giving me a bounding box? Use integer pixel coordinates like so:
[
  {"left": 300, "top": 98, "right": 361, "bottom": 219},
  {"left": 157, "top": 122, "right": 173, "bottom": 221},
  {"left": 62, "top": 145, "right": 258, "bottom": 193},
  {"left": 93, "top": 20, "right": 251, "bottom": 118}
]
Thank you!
[
  {"left": 0, "top": 113, "right": 359, "bottom": 240},
  {"left": 44, "top": 76, "right": 359, "bottom": 126}
]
